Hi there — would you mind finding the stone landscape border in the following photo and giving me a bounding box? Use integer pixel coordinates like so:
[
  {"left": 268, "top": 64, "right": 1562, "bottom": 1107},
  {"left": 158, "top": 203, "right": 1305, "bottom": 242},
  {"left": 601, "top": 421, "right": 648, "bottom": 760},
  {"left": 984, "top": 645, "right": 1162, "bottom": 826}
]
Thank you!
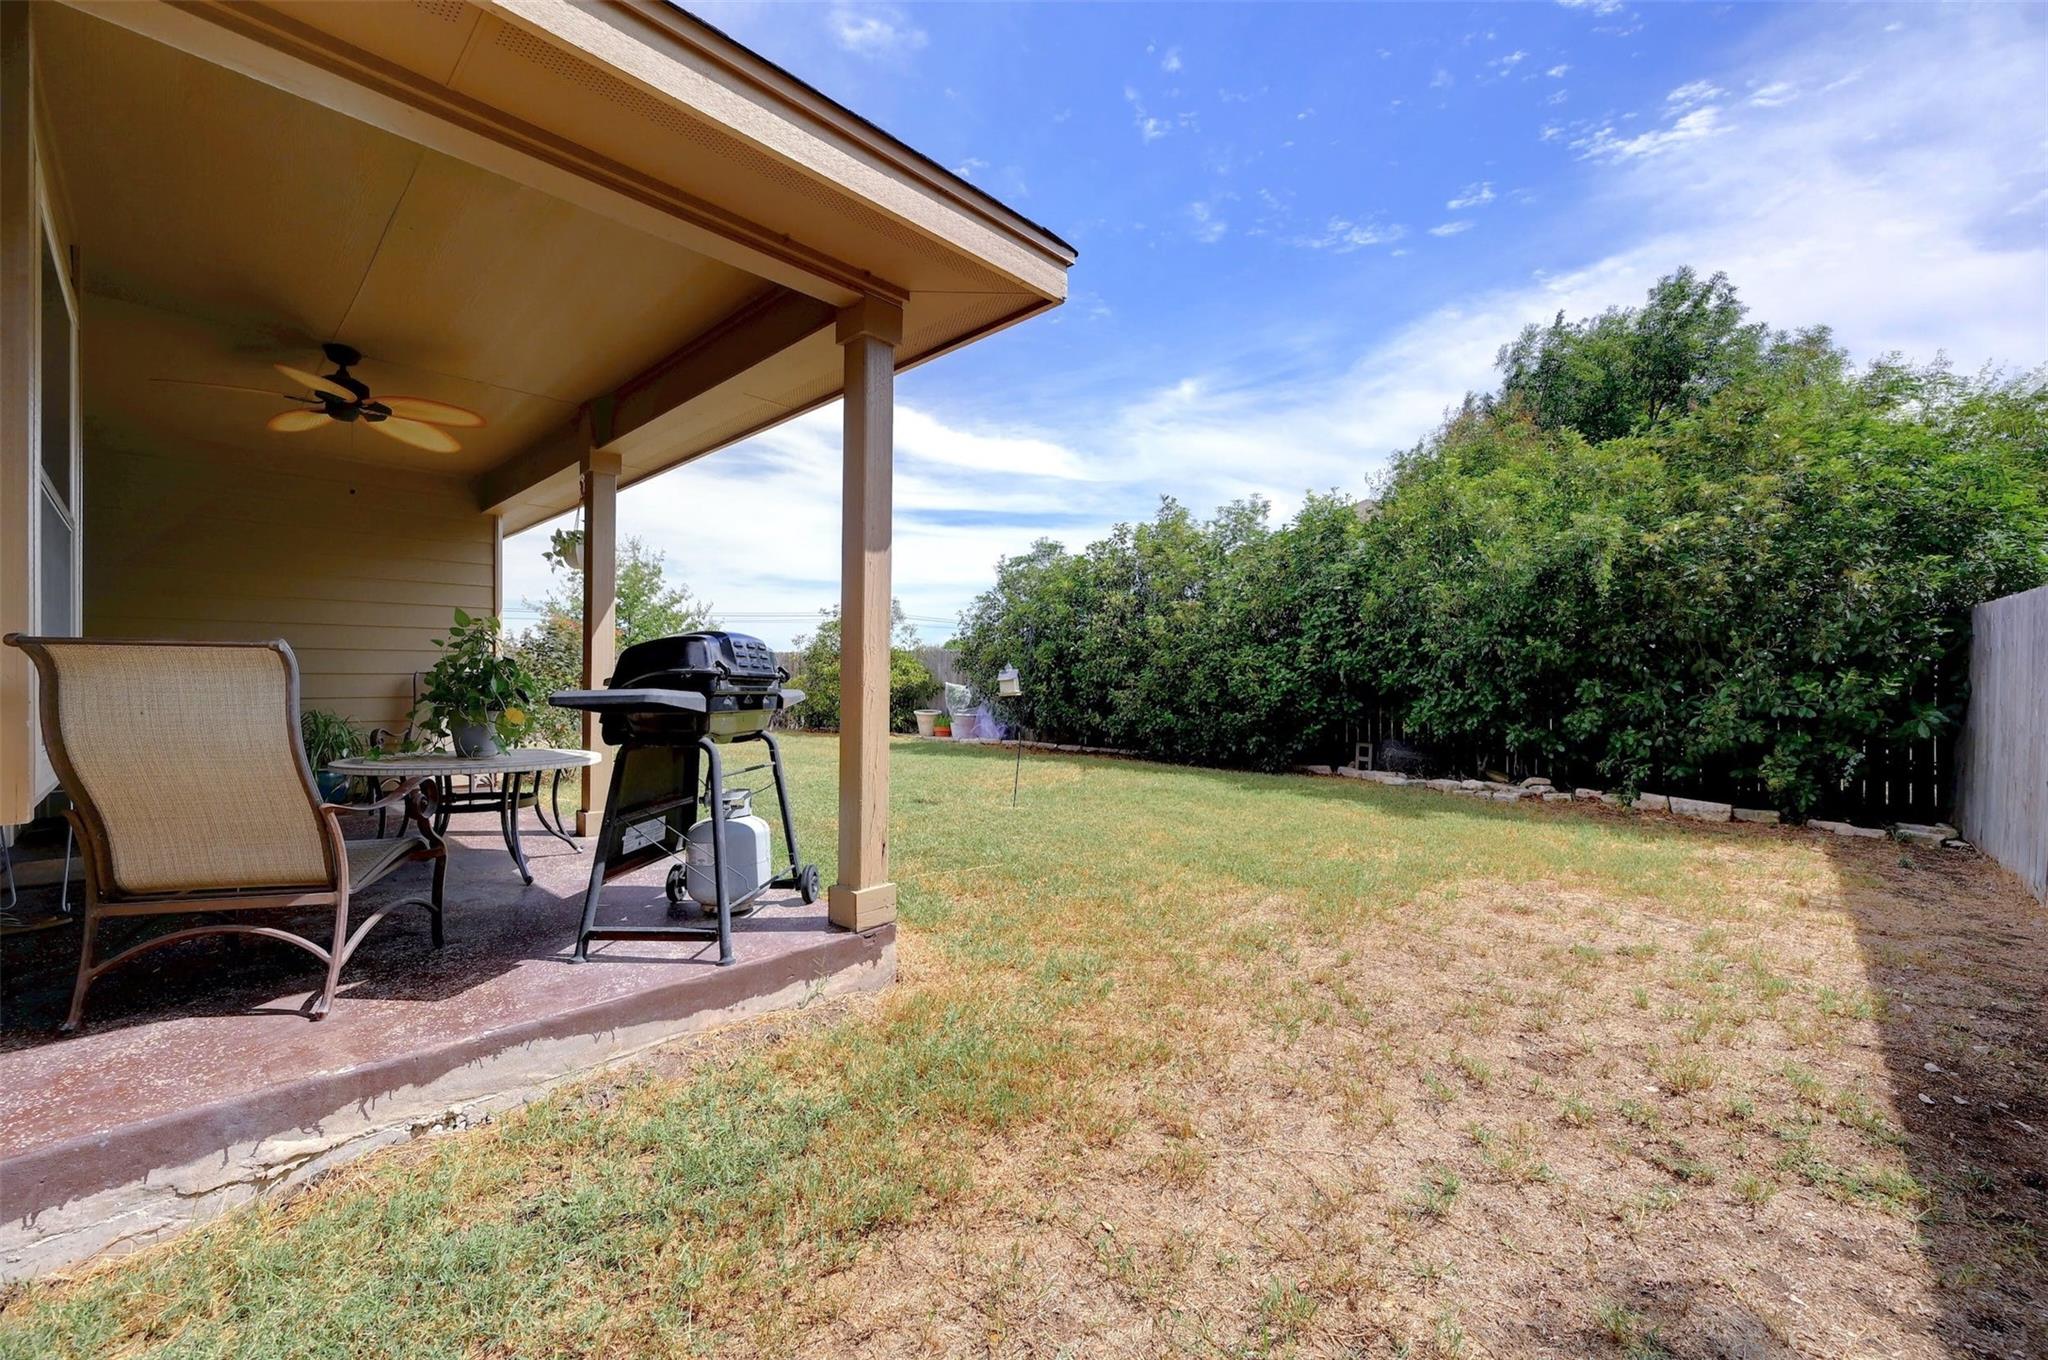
[{"left": 1293, "top": 765, "right": 1967, "bottom": 849}]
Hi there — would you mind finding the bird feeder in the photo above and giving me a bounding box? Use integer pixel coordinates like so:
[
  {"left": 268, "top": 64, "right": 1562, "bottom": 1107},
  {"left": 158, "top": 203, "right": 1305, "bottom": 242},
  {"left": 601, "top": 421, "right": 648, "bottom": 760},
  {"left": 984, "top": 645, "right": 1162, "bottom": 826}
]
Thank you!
[{"left": 997, "top": 665, "right": 1024, "bottom": 803}]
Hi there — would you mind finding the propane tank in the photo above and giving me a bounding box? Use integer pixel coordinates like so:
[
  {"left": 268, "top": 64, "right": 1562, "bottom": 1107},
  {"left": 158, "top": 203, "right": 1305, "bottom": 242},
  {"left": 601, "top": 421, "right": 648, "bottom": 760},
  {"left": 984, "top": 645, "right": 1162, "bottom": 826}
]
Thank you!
[{"left": 685, "top": 788, "right": 773, "bottom": 910}]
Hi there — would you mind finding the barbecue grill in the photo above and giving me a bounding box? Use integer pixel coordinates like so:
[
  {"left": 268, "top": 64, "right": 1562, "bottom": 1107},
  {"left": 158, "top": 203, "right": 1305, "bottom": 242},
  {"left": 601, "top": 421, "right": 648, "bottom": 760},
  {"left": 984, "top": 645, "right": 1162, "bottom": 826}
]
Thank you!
[{"left": 549, "top": 631, "right": 818, "bottom": 965}]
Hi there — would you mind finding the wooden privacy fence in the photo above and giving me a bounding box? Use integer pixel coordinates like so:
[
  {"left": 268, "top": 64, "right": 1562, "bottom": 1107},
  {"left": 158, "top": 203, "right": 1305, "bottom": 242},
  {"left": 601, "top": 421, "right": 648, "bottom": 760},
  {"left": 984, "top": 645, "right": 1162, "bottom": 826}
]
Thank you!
[
  {"left": 1348, "top": 678, "right": 1958, "bottom": 823},
  {"left": 1955, "top": 585, "right": 2048, "bottom": 902}
]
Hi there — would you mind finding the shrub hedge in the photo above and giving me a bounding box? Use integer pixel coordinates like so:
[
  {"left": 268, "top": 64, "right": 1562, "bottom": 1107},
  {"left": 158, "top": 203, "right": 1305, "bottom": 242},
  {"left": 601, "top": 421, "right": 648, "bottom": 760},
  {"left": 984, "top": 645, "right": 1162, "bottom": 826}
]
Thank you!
[{"left": 954, "top": 271, "right": 2048, "bottom": 814}]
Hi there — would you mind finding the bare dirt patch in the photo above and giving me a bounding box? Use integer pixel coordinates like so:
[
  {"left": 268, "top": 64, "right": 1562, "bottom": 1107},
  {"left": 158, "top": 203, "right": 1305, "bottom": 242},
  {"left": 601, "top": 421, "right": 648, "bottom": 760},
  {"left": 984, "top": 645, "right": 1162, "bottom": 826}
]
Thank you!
[{"left": 799, "top": 832, "right": 2046, "bottom": 1359}]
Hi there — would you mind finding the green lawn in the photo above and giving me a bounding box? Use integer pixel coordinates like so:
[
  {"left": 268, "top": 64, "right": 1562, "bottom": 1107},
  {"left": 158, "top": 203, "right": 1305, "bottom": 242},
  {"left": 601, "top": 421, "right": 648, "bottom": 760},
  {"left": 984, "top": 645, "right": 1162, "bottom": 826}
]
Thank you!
[{"left": 4, "top": 734, "right": 2041, "bottom": 1358}]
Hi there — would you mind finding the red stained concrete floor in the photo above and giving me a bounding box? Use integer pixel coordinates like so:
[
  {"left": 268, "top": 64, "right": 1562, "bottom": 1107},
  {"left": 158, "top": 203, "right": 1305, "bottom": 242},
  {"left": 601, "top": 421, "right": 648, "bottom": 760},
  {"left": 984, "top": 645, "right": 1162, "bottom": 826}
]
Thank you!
[{"left": 0, "top": 812, "right": 890, "bottom": 1247}]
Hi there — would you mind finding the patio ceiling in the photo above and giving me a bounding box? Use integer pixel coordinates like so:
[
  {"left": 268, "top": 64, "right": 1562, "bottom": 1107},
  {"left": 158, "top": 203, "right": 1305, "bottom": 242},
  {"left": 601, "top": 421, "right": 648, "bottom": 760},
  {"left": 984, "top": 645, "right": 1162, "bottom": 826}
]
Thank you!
[
  {"left": 38, "top": 0, "right": 1074, "bottom": 532},
  {"left": 38, "top": 4, "right": 784, "bottom": 484}
]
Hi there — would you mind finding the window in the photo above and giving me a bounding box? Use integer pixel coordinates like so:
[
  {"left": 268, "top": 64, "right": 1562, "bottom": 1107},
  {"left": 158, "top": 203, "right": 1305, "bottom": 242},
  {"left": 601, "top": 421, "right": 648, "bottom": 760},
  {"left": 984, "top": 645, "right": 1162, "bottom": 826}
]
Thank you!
[
  {"left": 38, "top": 234, "right": 71, "bottom": 509},
  {"left": 35, "top": 229, "right": 77, "bottom": 641}
]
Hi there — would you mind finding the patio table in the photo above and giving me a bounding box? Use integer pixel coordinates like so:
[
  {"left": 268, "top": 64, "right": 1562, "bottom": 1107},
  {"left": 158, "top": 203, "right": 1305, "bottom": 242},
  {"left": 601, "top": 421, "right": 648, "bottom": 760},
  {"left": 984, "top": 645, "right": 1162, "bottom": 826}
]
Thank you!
[{"left": 327, "top": 749, "right": 598, "bottom": 886}]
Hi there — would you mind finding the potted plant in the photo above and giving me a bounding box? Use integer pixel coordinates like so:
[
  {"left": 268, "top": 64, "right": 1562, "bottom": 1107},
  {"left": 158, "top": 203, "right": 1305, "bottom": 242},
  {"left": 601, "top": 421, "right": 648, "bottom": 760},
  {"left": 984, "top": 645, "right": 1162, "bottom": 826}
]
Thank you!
[
  {"left": 413, "top": 609, "right": 537, "bottom": 757},
  {"left": 300, "top": 708, "right": 365, "bottom": 802}
]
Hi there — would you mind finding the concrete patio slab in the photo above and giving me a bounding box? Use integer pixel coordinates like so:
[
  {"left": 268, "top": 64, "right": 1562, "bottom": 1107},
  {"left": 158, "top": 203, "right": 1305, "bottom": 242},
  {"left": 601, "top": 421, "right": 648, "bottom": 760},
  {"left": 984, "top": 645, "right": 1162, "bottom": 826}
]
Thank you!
[{"left": 0, "top": 818, "right": 892, "bottom": 1280}]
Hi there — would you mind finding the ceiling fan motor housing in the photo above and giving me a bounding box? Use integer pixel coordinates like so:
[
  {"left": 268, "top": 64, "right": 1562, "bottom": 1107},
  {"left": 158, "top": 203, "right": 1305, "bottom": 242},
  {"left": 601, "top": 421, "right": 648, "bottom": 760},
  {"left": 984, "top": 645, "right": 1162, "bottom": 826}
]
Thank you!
[{"left": 318, "top": 343, "right": 373, "bottom": 406}]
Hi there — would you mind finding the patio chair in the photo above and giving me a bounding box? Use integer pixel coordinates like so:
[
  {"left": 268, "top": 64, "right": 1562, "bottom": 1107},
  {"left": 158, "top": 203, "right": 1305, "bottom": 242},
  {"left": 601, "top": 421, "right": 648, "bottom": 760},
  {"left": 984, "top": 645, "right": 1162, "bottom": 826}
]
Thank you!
[{"left": 3, "top": 635, "right": 446, "bottom": 1030}]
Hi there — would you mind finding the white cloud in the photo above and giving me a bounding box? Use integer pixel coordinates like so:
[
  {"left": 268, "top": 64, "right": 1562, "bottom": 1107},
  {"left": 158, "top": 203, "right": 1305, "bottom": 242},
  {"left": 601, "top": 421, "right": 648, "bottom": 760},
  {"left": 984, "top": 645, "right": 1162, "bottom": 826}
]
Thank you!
[
  {"left": 1446, "top": 182, "right": 1496, "bottom": 210},
  {"left": 1491, "top": 49, "right": 1528, "bottom": 72},
  {"left": 1667, "top": 79, "right": 1726, "bottom": 108},
  {"left": 1430, "top": 68, "right": 1454, "bottom": 89},
  {"left": 1291, "top": 216, "right": 1406, "bottom": 252},
  {"left": 1575, "top": 105, "right": 1727, "bottom": 161},
  {"left": 1123, "top": 86, "right": 1193, "bottom": 142},
  {"left": 1557, "top": 0, "right": 1624, "bottom": 14},
  {"left": 1161, "top": 46, "right": 1183, "bottom": 73},
  {"left": 1123, "top": 85, "right": 1166, "bottom": 142},
  {"left": 1428, "top": 220, "right": 1476, "bottom": 237},
  {"left": 1547, "top": 64, "right": 1572, "bottom": 78},
  {"left": 826, "top": 3, "right": 927, "bottom": 58},
  {"left": 951, "top": 157, "right": 987, "bottom": 180},
  {"left": 1748, "top": 81, "right": 1799, "bottom": 107},
  {"left": 1187, "top": 200, "right": 1229, "bottom": 244}
]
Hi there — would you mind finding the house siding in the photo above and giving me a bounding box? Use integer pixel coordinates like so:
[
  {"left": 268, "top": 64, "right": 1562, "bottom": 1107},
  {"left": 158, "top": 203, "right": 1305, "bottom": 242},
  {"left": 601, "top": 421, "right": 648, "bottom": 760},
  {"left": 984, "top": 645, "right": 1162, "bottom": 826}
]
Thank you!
[{"left": 86, "top": 438, "right": 496, "bottom": 732}]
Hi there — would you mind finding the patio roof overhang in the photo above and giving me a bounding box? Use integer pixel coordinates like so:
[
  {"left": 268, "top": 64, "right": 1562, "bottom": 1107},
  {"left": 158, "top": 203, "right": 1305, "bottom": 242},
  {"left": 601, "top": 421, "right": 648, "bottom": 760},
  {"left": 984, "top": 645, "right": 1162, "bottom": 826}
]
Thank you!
[
  {"left": 4, "top": 0, "right": 1072, "bottom": 931},
  {"left": 48, "top": 0, "right": 1074, "bottom": 535}
]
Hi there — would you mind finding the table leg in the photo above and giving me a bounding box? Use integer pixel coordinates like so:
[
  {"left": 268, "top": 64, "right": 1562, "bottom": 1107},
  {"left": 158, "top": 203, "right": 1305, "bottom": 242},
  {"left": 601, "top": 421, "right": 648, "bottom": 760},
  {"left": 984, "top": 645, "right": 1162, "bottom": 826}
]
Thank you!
[
  {"left": 501, "top": 771, "right": 533, "bottom": 885},
  {"left": 533, "top": 769, "right": 577, "bottom": 848}
]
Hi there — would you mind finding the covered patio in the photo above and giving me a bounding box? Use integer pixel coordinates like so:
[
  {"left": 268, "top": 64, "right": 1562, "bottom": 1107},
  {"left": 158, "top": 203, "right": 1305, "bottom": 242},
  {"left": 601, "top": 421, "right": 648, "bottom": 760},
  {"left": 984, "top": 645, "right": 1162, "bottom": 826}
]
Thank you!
[
  {"left": 0, "top": 816, "right": 891, "bottom": 1280},
  {"left": 0, "top": 0, "right": 1070, "bottom": 1278}
]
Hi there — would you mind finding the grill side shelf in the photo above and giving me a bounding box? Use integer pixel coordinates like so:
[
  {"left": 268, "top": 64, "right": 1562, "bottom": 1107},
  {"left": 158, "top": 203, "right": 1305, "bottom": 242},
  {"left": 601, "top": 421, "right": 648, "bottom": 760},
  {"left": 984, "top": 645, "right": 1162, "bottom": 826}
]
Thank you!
[{"left": 548, "top": 688, "right": 711, "bottom": 713}]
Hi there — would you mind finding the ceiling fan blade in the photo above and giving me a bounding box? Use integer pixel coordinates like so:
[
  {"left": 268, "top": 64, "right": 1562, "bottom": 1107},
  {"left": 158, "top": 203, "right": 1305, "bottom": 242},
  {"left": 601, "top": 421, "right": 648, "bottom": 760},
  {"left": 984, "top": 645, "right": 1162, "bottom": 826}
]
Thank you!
[
  {"left": 267, "top": 409, "right": 332, "bottom": 433},
  {"left": 368, "top": 416, "right": 461, "bottom": 453},
  {"left": 275, "top": 364, "right": 353, "bottom": 401},
  {"left": 375, "top": 395, "right": 486, "bottom": 428},
  {"left": 151, "top": 379, "right": 314, "bottom": 400}
]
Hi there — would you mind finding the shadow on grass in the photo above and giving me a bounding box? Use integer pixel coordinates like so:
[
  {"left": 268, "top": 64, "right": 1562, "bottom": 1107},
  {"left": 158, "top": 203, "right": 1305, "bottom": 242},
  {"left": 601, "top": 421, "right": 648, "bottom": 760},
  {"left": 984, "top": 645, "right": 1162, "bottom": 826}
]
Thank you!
[
  {"left": 1822, "top": 834, "right": 2048, "bottom": 1355},
  {"left": 911, "top": 738, "right": 2048, "bottom": 1351}
]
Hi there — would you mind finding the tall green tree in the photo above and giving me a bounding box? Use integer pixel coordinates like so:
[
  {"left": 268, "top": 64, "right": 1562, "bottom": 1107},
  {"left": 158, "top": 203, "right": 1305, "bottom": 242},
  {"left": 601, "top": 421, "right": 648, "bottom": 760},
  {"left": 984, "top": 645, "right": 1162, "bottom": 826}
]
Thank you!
[
  {"left": 955, "top": 270, "right": 2048, "bottom": 814},
  {"left": 785, "top": 601, "right": 934, "bottom": 734},
  {"left": 508, "top": 529, "right": 715, "bottom": 747}
]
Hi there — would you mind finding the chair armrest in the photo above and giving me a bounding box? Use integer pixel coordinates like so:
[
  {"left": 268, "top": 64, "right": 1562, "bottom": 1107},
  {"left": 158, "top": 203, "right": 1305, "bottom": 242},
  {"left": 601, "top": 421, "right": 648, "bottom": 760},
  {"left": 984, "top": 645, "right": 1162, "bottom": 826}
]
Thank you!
[{"left": 319, "top": 776, "right": 427, "bottom": 819}]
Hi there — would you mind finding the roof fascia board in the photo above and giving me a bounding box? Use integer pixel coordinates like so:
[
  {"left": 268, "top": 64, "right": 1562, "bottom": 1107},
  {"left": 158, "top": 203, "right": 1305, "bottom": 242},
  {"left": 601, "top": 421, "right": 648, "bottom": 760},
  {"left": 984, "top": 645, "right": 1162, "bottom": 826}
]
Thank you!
[
  {"left": 628, "top": 3, "right": 1075, "bottom": 265},
  {"left": 486, "top": 0, "right": 1070, "bottom": 300}
]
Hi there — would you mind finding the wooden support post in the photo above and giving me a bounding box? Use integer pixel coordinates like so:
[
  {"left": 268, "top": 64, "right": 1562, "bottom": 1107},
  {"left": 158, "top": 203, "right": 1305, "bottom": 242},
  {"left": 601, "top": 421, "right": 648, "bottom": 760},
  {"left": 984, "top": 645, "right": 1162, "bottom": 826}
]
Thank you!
[
  {"left": 829, "top": 297, "right": 902, "bottom": 932},
  {"left": 576, "top": 447, "right": 621, "bottom": 837}
]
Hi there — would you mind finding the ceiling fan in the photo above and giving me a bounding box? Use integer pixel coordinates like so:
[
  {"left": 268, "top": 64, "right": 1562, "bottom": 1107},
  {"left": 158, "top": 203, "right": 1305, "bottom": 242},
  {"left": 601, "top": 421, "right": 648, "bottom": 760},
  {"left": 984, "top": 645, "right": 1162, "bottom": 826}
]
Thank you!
[{"left": 157, "top": 342, "right": 486, "bottom": 453}]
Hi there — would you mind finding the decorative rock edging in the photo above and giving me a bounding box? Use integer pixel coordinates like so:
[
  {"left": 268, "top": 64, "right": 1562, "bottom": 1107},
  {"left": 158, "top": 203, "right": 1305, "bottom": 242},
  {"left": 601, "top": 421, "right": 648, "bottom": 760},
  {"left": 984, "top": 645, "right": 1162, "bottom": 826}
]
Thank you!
[
  {"left": 959, "top": 738, "right": 1140, "bottom": 757},
  {"left": 1809, "top": 820, "right": 1885, "bottom": 839},
  {"left": 1297, "top": 764, "right": 1968, "bottom": 848}
]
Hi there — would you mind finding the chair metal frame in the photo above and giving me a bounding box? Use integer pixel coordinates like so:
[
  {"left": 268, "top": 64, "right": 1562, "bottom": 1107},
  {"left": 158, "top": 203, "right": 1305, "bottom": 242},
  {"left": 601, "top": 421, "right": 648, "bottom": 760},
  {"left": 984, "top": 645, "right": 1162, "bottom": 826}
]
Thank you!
[{"left": 5, "top": 635, "right": 448, "bottom": 1030}]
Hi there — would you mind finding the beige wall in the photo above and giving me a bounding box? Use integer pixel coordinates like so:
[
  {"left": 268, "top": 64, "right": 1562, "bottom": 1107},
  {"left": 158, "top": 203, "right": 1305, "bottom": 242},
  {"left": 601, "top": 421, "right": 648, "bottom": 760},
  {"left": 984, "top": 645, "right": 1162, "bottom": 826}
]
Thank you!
[{"left": 86, "top": 435, "right": 496, "bottom": 733}]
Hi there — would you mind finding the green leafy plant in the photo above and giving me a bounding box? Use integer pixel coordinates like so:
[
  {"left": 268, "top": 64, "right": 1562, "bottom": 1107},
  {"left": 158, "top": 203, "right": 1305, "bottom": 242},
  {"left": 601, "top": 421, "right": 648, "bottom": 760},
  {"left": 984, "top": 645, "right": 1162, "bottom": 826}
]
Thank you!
[
  {"left": 298, "top": 708, "right": 366, "bottom": 769},
  {"left": 506, "top": 533, "right": 714, "bottom": 749},
  {"left": 413, "top": 609, "right": 539, "bottom": 751},
  {"left": 783, "top": 601, "right": 935, "bottom": 734}
]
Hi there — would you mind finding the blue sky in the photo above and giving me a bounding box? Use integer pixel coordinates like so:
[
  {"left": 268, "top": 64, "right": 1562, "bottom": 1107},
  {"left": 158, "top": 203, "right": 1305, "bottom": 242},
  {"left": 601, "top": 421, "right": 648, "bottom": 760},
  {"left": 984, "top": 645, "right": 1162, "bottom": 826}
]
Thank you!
[{"left": 503, "top": 1, "right": 2048, "bottom": 647}]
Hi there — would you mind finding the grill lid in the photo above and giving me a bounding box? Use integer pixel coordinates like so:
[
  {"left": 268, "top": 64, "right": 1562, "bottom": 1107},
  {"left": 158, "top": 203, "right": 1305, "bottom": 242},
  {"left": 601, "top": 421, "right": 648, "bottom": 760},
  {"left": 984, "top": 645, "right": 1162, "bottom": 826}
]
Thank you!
[{"left": 611, "top": 631, "right": 781, "bottom": 689}]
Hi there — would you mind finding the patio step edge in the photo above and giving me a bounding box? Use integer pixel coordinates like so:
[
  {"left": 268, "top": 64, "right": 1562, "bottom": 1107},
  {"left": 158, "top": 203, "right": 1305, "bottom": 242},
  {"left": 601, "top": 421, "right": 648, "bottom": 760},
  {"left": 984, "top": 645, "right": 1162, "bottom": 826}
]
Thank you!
[{"left": 0, "top": 924, "right": 894, "bottom": 1283}]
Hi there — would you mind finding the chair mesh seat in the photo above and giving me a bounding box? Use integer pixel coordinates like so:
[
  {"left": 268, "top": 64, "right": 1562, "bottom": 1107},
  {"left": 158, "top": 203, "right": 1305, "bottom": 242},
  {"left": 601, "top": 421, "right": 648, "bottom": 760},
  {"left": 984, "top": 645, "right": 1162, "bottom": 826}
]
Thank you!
[{"left": 346, "top": 834, "right": 429, "bottom": 892}]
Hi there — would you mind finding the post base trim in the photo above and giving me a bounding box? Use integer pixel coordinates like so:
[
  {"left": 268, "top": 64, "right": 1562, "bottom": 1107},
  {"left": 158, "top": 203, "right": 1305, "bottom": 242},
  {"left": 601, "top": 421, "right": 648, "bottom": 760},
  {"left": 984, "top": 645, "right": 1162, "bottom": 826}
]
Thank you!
[{"left": 828, "top": 882, "right": 897, "bottom": 932}]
